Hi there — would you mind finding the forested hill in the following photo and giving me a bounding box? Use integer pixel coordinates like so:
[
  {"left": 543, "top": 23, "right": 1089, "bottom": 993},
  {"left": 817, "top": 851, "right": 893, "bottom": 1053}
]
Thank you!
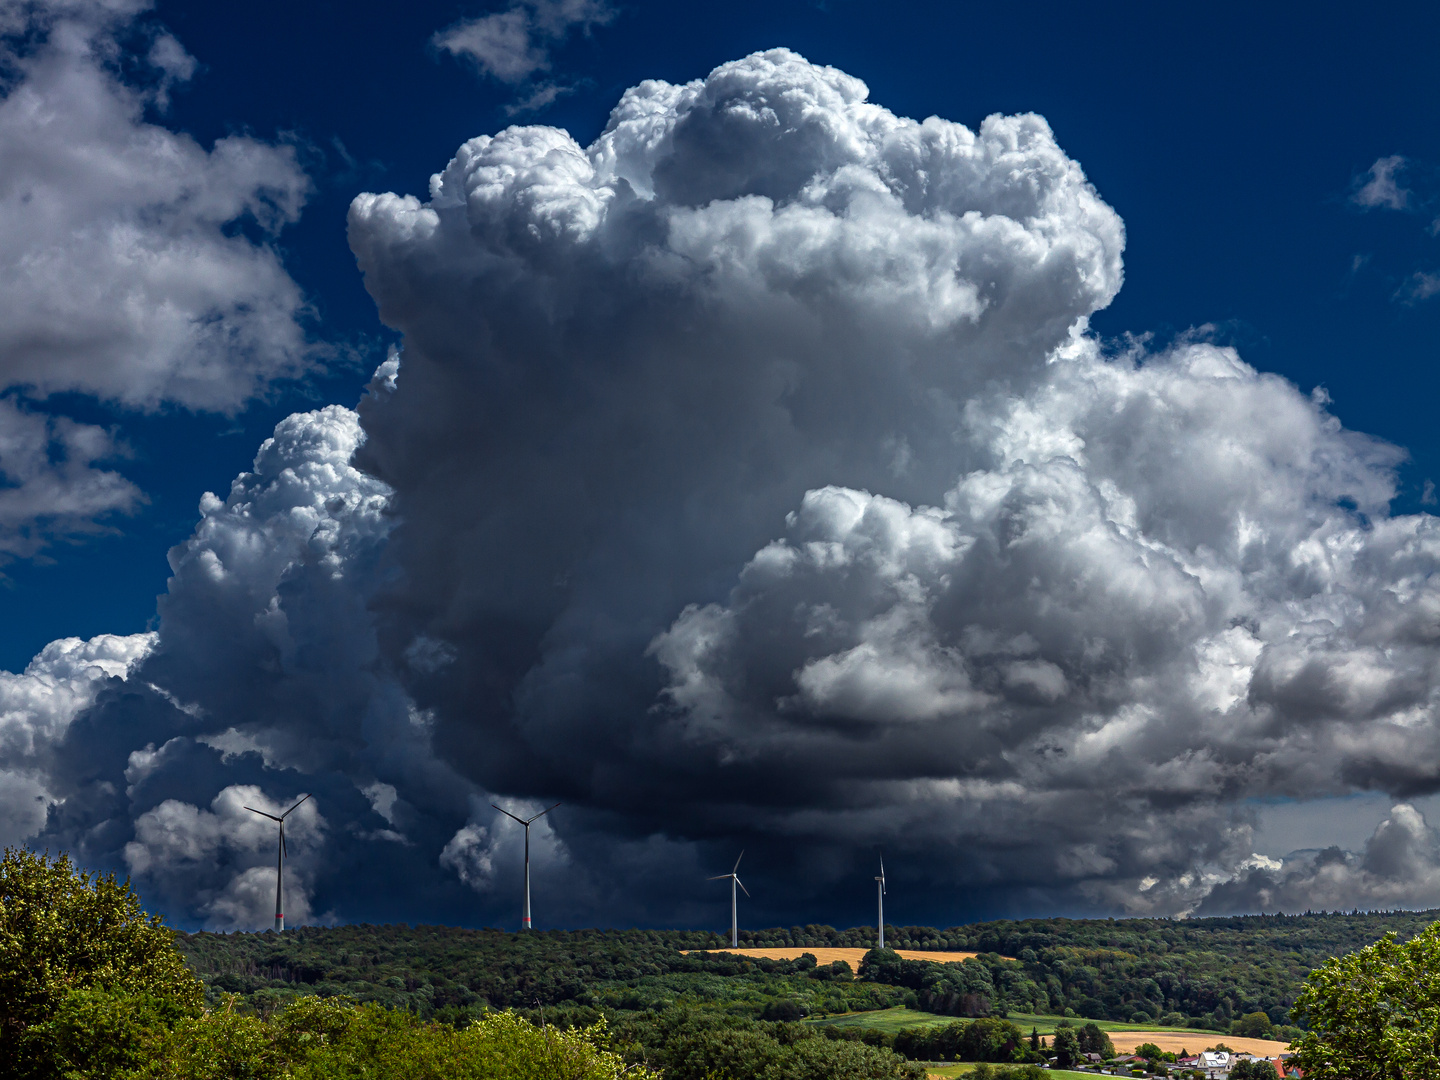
[{"left": 174, "top": 909, "right": 1440, "bottom": 1031}]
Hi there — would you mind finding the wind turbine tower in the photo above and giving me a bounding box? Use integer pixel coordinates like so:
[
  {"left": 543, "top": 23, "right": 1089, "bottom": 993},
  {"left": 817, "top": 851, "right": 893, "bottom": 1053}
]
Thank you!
[
  {"left": 244, "top": 794, "right": 311, "bottom": 932},
  {"left": 708, "top": 851, "right": 749, "bottom": 948},
  {"left": 492, "top": 802, "right": 560, "bottom": 930},
  {"left": 875, "top": 857, "right": 886, "bottom": 949}
]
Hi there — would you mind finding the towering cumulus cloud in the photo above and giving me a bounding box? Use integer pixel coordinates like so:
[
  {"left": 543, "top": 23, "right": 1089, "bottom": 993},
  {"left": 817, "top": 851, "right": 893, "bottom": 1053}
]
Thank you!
[
  {"left": 348, "top": 48, "right": 1123, "bottom": 817},
  {"left": 7, "top": 49, "right": 1440, "bottom": 925}
]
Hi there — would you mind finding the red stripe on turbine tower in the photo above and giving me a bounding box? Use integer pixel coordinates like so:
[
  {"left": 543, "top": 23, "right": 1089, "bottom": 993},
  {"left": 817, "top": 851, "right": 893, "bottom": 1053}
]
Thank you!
[{"left": 492, "top": 801, "right": 560, "bottom": 931}]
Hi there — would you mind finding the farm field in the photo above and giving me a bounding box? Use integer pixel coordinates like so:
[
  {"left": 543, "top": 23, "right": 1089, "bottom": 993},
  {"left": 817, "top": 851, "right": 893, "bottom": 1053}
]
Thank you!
[
  {"left": 808, "top": 1006, "right": 957, "bottom": 1032},
  {"left": 691, "top": 946, "right": 999, "bottom": 966},
  {"left": 1107, "top": 1032, "right": 1292, "bottom": 1056}
]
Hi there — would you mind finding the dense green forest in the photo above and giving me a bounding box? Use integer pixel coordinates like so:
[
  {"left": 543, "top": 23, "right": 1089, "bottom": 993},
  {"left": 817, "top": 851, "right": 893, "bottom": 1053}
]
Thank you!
[
  {"left": 12, "top": 844, "right": 1430, "bottom": 1078},
  {"left": 175, "top": 908, "right": 1440, "bottom": 1037},
  {"left": 10, "top": 845, "right": 1437, "bottom": 1078}
]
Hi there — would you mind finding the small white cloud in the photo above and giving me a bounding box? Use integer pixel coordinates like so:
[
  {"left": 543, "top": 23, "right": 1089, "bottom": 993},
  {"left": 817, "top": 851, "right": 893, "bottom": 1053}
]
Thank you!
[
  {"left": 433, "top": 0, "right": 613, "bottom": 105},
  {"left": 1397, "top": 270, "right": 1440, "bottom": 303},
  {"left": 1353, "top": 154, "right": 1410, "bottom": 210},
  {"left": 504, "top": 80, "right": 577, "bottom": 116},
  {"left": 439, "top": 821, "right": 497, "bottom": 889},
  {"left": 362, "top": 781, "right": 400, "bottom": 823},
  {"left": 0, "top": 396, "right": 143, "bottom": 562}
]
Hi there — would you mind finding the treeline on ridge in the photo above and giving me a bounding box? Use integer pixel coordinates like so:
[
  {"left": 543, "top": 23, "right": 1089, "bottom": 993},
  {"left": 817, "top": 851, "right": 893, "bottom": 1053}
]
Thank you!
[{"left": 176, "top": 907, "right": 1440, "bottom": 1032}]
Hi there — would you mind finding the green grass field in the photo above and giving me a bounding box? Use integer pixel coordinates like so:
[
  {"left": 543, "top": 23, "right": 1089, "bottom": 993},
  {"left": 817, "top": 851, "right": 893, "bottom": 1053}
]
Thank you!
[
  {"left": 807, "top": 1006, "right": 957, "bottom": 1032},
  {"left": 1003, "top": 1011, "right": 1215, "bottom": 1036},
  {"left": 809, "top": 1006, "right": 1215, "bottom": 1039}
]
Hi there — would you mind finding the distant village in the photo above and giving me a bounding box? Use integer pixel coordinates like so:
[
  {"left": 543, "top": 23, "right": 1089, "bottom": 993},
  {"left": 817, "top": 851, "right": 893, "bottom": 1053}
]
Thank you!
[{"left": 1056, "top": 1047, "right": 1301, "bottom": 1079}]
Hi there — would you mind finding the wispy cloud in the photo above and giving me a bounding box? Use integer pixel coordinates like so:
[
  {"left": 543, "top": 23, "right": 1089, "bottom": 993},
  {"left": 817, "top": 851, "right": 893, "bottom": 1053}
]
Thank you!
[
  {"left": 1348, "top": 155, "right": 1440, "bottom": 303},
  {"left": 1352, "top": 154, "right": 1410, "bottom": 210},
  {"left": 433, "top": 0, "right": 614, "bottom": 112},
  {"left": 1397, "top": 270, "right": 1440, "bottom": 304}
]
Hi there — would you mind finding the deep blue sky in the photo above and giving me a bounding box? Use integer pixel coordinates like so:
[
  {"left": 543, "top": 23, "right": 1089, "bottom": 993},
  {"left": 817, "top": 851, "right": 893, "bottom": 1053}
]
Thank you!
[{"left": 5, "top": 0, "right": 1438, "bottom": 672}]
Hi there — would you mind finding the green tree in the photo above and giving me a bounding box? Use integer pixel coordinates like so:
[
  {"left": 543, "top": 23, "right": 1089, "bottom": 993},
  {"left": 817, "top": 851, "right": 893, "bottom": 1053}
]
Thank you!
[
  {"left": 0, "top": 848, "right": 203, "bottom": 1078},
  {"left": 1232, "top": 1011, "right": 1274, "bottom": 1038},
  {"left": 1291, "top": 921, "right": 1440, "bottom": 1079},
  {"left": 1230, "top": 1062, "right": 1280, "bottom": 1080},
  {"left": 1077, "top": 1021, "right": 1115, "bottom": 1058},
  {"left": 1050, "top": 1026, "right": 1081, "bottom": 1068},
  {"left": 957, "top": 1017, "right": 1027, "bottom": 1062},
  {"left": 1134, "top": 1042, "right": 1174, "bottom": 1065}
]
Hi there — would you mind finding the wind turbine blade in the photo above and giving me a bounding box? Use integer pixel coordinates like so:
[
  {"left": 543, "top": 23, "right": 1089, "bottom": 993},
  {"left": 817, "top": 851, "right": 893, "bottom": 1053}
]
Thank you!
[
  {"left": 491, "top": 804, "right": 528, "bottom": 826},
  {"left": 733, "top": 849, "right": 744, "bottom": 874},
  {"left": 526, "top": 801, "right": 561, "bottom": 824},
  {"left": 735, "top": 877, "right": 750, "bottom": 898},
  {"left": 281, "top": 828, "right": 287, "bottom": 859},
  {"left": 706, "top": 874, "right": 732, "bottom": 881},
  {"left": 280, "top": 793, "right": 312, "bottom": 819},
  {"left": 244, "top": 807, "right": 283, "bottom": 822}
]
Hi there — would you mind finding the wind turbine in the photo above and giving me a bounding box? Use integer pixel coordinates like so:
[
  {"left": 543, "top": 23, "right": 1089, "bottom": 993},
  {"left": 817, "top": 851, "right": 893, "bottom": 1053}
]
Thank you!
[
  {"left": 491, "top": 802, "right": 560, "bottom": 930},
  {"left": 875, "top": 856, "right": 886, "bottom": 950},
  {"left": 708, "top": 851, "right": 749, "bottom": 948},
  {"left": 243, "top": 794, "right": 311, "bottom": 932}
]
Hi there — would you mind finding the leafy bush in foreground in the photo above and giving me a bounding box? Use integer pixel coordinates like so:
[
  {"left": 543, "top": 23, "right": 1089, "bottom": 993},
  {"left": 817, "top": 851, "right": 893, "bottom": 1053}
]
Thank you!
[
  {"left": 1290, "top": 921, "right": 1440, "bottom": 1080},
  {"left": 0, "top": 847, "right": 204, "bottom": 1078},
  {"left": 141, "top": 997, "right": 645, "bottom": 1080}
]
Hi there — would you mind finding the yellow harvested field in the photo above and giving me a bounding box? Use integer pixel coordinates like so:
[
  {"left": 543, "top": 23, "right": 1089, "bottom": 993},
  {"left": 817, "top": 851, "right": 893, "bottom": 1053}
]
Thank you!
[
  {"left": 684, "top": 947, "right": 993, "bottom": 966},
  {"left": 1108, "top": 1032, "right": 1292, "bottom": 1056}
]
